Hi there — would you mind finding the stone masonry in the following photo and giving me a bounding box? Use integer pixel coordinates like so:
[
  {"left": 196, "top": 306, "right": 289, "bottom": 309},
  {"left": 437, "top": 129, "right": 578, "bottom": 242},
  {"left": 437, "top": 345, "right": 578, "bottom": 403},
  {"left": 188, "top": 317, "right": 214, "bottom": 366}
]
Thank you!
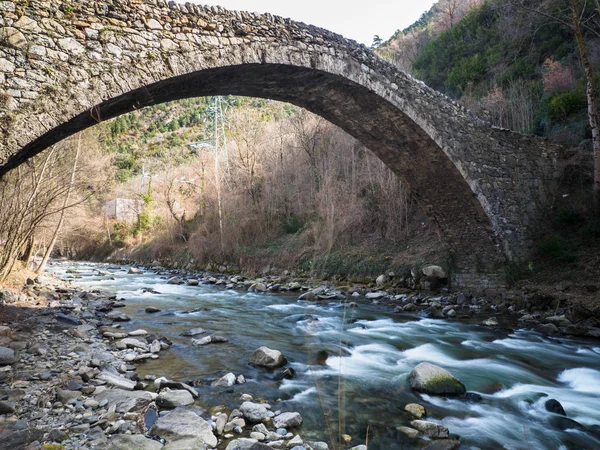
[{"left": 0, "top": 0, "right": 562, "bottom": 273}]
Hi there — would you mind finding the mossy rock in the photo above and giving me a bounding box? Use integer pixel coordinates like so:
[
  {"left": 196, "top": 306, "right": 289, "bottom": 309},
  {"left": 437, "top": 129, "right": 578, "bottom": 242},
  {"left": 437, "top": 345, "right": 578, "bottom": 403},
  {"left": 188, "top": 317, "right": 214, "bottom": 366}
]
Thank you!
[{"left": 408, "top": 362, "right": 466, "bottom": 396}]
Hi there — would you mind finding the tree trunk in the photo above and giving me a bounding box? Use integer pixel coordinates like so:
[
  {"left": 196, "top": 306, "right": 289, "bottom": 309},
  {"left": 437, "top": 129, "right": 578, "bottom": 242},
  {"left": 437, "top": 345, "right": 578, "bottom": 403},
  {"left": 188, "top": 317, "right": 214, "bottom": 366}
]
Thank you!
[
  {"left": 36, "top": 134, "right": 80, "bottom": 275},
  {"left": 571, "top": 0, "right": 600, "bottom": 213}
]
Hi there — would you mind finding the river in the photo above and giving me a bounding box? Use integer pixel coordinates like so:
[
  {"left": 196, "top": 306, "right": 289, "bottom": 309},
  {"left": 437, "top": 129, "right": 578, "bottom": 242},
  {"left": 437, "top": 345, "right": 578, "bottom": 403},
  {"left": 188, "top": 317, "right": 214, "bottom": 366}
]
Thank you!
[{"left": 49, "top": 261, "right": 600, "bottom": 449}]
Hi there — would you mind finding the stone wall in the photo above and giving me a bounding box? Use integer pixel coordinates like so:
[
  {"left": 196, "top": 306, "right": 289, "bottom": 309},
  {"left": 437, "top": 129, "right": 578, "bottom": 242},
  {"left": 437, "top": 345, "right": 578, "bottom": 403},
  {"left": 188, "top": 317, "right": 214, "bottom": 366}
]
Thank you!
[{"left": 0, "top": 0, "right": 562, "bottom": 272}]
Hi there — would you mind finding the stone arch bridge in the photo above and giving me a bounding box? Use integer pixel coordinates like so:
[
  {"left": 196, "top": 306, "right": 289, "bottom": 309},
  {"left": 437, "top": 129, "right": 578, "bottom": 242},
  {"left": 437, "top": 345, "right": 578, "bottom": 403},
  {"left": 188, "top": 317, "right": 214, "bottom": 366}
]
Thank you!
[{"left": 0, "top": 0, "right": 560, "bottom": 277}]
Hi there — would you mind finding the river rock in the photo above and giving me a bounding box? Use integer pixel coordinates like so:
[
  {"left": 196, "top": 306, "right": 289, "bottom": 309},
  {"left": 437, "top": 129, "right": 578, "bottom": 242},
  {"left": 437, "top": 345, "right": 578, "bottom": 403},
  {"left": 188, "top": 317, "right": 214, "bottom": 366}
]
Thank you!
[
  {"left": 410, "top": 420, "right": 449, "bottom": 438},
  {"left": 240, "top": 401, "right": 269, "bottom": 422},
  {"left": 225, "top": 438, "right": 271, "bottom": 450},
  {"left": 545, "top": 399, "right": 566, "bottom": 416},
  {"left": 145, "top": 306, "right": 161, "bottom": 313},
  {"left": 157, "top": 389, "right": 195, "bottom": 408},
  {"left": 273, "top": 412, "right": 302, "bottom": 428},
  {"left": 212, "top": 372, "right": 236, "bottom": 387},
  {"left": 0, "top": 400, "right": 16, "bottom": 414},
  {"left": 423, "top": 439, "right": 461, "bottom": 450},
  {"left": 422, "top": 265, "right": 446, "bottom": 278},
  {"left": 107, "top": 311, "right": 131, "bottom": 321},
  {"left": 128, "top": 267, "right": 144, "bottom": 274},
  {"left": 365, "top": 292, "right": 385, "bottom": 299},
  {"left": 482, "top": 317, "right": 499, "bottom": 327},
  {"left": 167, "top": 276, "right": 184, "bottom": 285},
  {"left": 408, "top": 362, "right": 466, "bottom": 396},
  {"left": 536, "top": 323, "right": 559, "bottom": 335},
  {"left": 163, "top": 437, "right": 209, "bottom": 449},
  {"left": 107, "top": 434, "right": 163, "bottom": 450},
  {"left": 249, "top": 346, "right": 287, "bottom": 368},
  {"left": 181, "top": 327, "right": 206, "bottom": 337},
  {"left": 95, "top": 389, "right": 154, "bottom": 412},
  {"left": 97, "top": 370, "right": 137, "bottom": 390},
  {"left": 397, "top": 426, "right": 419, "bottom": 438},
  {"left": 376, "top": 274, "right": 388, "bottom": 287},
  {"left": 150, "top": 408, "right": 217, "bottom": 447},
  {"left": 0, "top": 347, "right": 18, "bottom": 365},
  {"left": 154, "top": 377, "right": 199, "bottom": 398},
  {"left": 405, "top": 403, "right": 426, "bottom": 419}
]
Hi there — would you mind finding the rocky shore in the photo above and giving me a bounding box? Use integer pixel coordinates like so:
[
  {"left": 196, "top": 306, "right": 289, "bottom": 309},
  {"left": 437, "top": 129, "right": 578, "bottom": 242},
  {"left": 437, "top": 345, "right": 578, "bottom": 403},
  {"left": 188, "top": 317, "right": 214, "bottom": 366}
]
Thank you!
[
  {"left": 133, "top": 262, "right": 600, "bottom": 340},
  {"left": 0, "top": 262, "right": 598, "bottom": 450}
]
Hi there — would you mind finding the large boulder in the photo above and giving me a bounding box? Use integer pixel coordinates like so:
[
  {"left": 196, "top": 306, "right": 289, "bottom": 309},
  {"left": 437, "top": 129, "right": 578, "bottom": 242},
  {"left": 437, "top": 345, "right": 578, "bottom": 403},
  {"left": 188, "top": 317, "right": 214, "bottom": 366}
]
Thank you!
[
  {"left": 150, "top": 408, "right": 217, "bottom": 447},
  {"left": 95, "top": 389, "right": 154, "bottom": 413},
  {"left": 249, "top": 346, "right": 287, "bottom": 369},
  {"left": 157, "top": 390, "right": 195, "bottom": 408},
  {"left": 408, "top": 362, "right": 466, "bottom": 396}
]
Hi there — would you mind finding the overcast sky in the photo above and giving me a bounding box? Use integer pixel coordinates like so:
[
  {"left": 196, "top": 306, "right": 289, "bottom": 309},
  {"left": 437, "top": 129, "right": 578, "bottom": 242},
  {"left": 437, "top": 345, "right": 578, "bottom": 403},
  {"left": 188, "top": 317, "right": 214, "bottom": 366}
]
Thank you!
[{"left": 190, "top": 1, "right": 437, "bottom": 46}]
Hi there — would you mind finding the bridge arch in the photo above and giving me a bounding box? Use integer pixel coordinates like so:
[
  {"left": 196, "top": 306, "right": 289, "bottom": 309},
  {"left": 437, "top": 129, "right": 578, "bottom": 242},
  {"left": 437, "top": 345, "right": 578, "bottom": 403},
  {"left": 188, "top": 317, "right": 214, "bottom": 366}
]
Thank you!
[{"left": 0, "top": 0, "right": 559, "bottom": 274}]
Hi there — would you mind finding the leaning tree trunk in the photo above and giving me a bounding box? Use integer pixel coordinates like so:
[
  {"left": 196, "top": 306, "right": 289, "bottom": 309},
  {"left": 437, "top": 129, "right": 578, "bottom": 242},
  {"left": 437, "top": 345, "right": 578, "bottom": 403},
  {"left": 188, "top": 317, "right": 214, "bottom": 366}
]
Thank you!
[
  {"left": 572, "top": 0, "right": 600, "bottom": 214},
  {"left": 36, "top": 134, "right": 81, "bottom": 275}
]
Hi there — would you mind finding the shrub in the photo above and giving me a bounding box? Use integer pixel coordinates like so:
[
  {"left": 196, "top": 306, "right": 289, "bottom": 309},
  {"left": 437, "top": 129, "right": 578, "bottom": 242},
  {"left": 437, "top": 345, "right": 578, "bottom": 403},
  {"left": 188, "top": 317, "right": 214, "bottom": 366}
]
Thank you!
[{"left": 548, "top": 91, "right": 586, "bottom": 122}]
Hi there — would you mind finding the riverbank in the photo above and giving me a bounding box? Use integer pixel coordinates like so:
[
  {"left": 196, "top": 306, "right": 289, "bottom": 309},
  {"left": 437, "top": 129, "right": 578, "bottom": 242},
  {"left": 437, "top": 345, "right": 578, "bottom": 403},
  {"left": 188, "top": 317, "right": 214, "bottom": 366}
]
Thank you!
[
  {"left": 1, "top": 262, "right": 599, "bottom": 450},
  {"left": 0, "top": 273, "right": 335, "bottom": 450},
  {"left": 110, "top": 259, "right": 600, "bottom": 341}
]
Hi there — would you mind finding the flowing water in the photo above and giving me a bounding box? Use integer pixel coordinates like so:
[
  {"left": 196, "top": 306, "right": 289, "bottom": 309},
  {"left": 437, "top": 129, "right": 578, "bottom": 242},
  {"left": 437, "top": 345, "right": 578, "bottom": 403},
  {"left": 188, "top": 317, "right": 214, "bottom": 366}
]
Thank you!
[{"left": 50, "top": 261, "right": 600, "bottom": 450}]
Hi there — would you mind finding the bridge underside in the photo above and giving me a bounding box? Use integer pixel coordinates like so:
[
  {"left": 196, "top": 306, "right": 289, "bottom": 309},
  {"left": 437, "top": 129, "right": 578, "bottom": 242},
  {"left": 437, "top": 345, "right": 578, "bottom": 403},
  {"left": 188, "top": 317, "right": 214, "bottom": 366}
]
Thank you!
[{"left": 1, "top": 64, "right": 503, "bottom": 272}]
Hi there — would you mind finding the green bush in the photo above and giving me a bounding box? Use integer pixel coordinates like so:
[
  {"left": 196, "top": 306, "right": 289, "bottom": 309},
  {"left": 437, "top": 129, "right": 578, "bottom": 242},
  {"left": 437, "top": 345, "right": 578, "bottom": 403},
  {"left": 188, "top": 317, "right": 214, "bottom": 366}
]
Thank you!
[
  {"left": 548, "top": 91, "right": 586, "bottom": 122},
  {"left": 281, "top": 215, "right": 305, "bottom": 234}
]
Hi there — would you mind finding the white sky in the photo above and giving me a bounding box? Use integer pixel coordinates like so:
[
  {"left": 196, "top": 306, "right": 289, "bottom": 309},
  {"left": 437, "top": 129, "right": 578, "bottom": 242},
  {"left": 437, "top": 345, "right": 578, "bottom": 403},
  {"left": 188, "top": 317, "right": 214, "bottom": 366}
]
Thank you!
[{"left": 190, "top": 1, "right": 437, "bottom": 46}]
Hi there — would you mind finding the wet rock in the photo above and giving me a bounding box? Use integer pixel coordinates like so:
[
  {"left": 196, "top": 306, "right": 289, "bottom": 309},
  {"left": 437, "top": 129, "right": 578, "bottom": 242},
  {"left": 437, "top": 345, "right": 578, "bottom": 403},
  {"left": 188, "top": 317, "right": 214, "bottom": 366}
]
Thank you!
[
  {"left": 273, "top": 412, "right": 302, "bottom": 428},
  {"left": 144, "top": 407, "right": 158, "bottom": 430},
  {"left": 240, "top": 401, "right": 269, "bottom": 422},
  {"left": 0, "top": 347, "right": 18, "bottom": 365},
  {"left": 128, "top": 268, "right": 144, "bottom": 274},
  {"left": 549, "top": 415, "right": 584, "bottom": 431},
  {"left": 212, "top": 372, "right": 236, "bottom": 387},
  {"left": 408, "top": 362, "right": 466, "bottom": 396},
  {"left": 365, "top": 292, "right": 385, "bottom": 299},
  {"left": 145, "top": 306, "right": 161, "bottom": 313},
  {"left": 157, "top": 389, "right": 195, "bottom": 408},
  {"left": 429, "top": 306, "right": 444, "bottom": 319},
  {"left": 410, "top": 420, "right": 449, "bottom": 438},
  {"left": 482, "top": 317, "right": 499, "bottom": 327},
  {"left": 167, "top": 276, "right": 185, "bottom": 285},
  {"left": 150, "top": 408, "right": 217, "bottom": 447},
  {"left": 181, "top": 327, "right": 206, "bottom": 337},
  {"left": 404, "top": 403, "right": 426, "bottom": 419},
  {"left": 423, "top": 439, "right": 461, "bottom": 450},
  {"left": 107, "top": 311, "right": 131, "bottom": 321},
  {"left": 249, "top": 346, "right": 287, "bottom": 368},
  {"left": 106, "top": 434, "right": 163, "bottom": 450},
  {"left": 192, "top": 336, "right": 228, "bottom": 346},
  {"left": 545, "top": 399, "right": 566, "bottom": 416},
  {"left": 536, "top": 323, "right": 559, "bottom": 335},
  {"left": 397, "top": 426, "right": 419, "bottom": 438},
  {"left": 94, "top": 389, "right": 154, "bottom": 413}
]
